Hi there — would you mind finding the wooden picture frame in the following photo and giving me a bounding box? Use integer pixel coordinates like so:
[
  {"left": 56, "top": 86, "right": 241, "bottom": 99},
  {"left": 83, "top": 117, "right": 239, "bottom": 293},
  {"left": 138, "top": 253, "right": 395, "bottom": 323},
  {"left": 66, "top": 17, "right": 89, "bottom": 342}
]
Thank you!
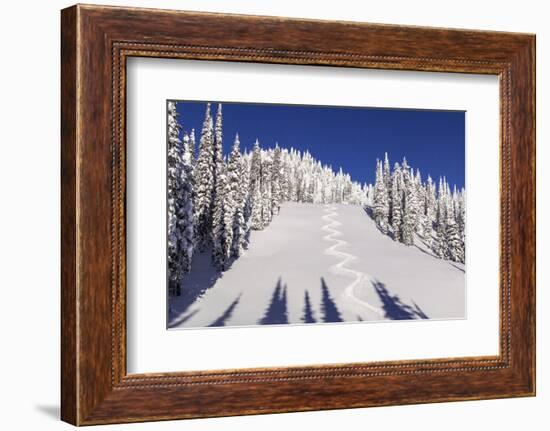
[{"left": 61, "top": 4, "right": 536, "bottom": 425}]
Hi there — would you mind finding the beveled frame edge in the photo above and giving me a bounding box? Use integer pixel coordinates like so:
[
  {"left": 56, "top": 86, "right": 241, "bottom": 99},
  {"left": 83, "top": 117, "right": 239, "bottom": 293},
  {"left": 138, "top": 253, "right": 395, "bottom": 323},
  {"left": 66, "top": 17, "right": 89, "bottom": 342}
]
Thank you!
[{"left": 61, "top": 4, "right": 535, "bottom": 426}]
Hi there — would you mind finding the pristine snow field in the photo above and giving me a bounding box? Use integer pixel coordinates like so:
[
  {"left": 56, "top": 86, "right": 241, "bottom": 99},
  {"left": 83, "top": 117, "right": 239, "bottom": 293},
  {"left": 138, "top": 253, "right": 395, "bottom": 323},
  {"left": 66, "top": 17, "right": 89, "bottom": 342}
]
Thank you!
[{"left": 168, "top": 202, "right": 465, "bottom": 329}]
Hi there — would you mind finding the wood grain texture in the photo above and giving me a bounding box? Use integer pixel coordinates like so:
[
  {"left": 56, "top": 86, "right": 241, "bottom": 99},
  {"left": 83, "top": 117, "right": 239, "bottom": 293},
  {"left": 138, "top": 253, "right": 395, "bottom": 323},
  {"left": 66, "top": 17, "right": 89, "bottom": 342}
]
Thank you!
[
  {"left": 60, "top": 5, "right": 78, "bottom": 425},
  {"left": 60, "top": 4, "right": 536, "bottom": 425}
]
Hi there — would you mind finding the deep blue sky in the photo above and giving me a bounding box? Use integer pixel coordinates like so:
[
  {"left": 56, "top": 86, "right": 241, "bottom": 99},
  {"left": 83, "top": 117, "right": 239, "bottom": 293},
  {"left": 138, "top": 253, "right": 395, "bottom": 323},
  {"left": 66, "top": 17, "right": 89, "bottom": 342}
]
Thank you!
[{"left": 173, "top": 100, "right": 465, "bottom": 188}]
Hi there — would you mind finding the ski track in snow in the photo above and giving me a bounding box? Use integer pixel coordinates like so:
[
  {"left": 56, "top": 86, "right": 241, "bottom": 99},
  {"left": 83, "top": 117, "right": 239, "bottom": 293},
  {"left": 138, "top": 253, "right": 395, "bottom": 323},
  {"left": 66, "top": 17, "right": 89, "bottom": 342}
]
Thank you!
[{"left": 321, "top": 205, "right": 384, "bottom": 319}]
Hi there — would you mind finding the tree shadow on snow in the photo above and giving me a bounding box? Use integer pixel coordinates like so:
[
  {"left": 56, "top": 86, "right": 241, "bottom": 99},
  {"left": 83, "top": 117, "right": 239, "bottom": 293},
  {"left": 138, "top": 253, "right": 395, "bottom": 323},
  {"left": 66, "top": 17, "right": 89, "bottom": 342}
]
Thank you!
[
  {"left": 449, "top": 263, "right": 466, "bottom": 273},
  {"left": 411, "top": 300, "right": 429, "bottom": 319},
  {"left": 258, "top": 278, "right": 289, "bottom": 325},
  {"left": 168, "top": 308, "right": 200, "bottom": 328},
  {"left": 413, "top": 242, "right": 466, "bottom": 274},
  {"left": 168, "top": 250, "right": 234, "bottom": 327},
  {"left": 320, "top": 277, "right": 343, "bottom": 323},
  {"left": 301, "top": 290, "right": 316, "bottom": 323},
  {"left": 413, "top": 243, "right": 439, "bottom": 259},
  {"left": 363, "top": 206, "right": 375, "bottom": 219},
  {"left": 208, "top": 294, "right": 242, "bottom": 327},
  {"left": 363, "top": 206, "right": 391, "bottom": 237},
  {"left": 372, "top": 280, "right": 429, "bottom": 320}
]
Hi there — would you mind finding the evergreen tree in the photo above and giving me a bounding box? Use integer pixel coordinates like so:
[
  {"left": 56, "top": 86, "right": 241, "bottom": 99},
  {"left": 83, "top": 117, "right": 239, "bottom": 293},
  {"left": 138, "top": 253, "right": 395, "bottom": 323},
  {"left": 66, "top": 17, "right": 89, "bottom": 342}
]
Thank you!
[
  {"left": 249, "top": 139, "right": 264, "bottom": 230},
  {"left": 426, "top": 175, "right": 437, "bottom": 221},
  {"left": 193, "top": 104, "right": 215, "bottom": 251},
  {"left": 167, "top": 102, "right": 194, "bottom": 295},
  {"left": 456, "top": 188, "right": 466, "bottom": 262},
  {"left": 212, "top": 177, "right": 231, "bottom": 270},
  {"left": 188, "top": 128, "right": 196, "bottom": 165},
  {"left": 178, "top": 132, "right": 195, "bottom": 271},
  {"left": 402, "top": 178, "right": 418, "bottom": 246},
  {"left": 434, "top": 178, "right": 449, "bottom": 258},
  {"left": 421, "top": 210, "right": 433, "bottom": 247},
  {"left": 261, "top": 151, "right": 273, "bottom": 227},
  {"left": 366, "top": 155, "right": 464, "bottom": 260},
  {"left": 296, "top": 166, "right": 306, "bottom": 203},
  {"left": 281, "top": 149, "right": 292, "bottom": 202},
  {"left": 167, "top": 101, "right": 182, "bottom": 295},
  {"left": 445, "top": 186, "right": 464, "bottom": 263},
  {"left": 414, "top": 169, "right": 424, "bottom": 233},
  {"left": 373, "top": 160, "right": 390, "bottom": 233},
  {"left": 383, "top": 152, "right": 391, "bottom": 190},
  {"left": 271, "top": 144, "right": 283, "bottom": 215},
  {"left": 227, "top": 134, "right": 248, "bottom": 257},
  {"left": 212, "top": 103, "right": 224, "bottom": 192},
  {"left": 240, "top": 154, "right": 252, "bottom": 249},
  {"left": 446, "top": 217, "right": 464, "bottom": 263},
  {"left": 424, "top": 174, "right": 437, "bottom": 244},
  {"left": 391, "top": 163, "right": 403, "bottom": 241},
  {"left": 185, "top": 128, "right": 197, "bottom": 211},
  {"left": 383, "top": 153, "right": 392, "bottom": 223},
  {"left": 211, "top": 104, "right": 232, "bottom": 269}
]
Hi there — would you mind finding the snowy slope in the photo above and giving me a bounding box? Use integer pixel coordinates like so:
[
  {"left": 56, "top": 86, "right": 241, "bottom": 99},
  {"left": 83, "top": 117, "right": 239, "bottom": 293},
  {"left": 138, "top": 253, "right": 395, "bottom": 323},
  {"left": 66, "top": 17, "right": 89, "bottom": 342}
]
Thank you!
[{"left": 168, "top": 202, "right": 465, "bottom": 329}]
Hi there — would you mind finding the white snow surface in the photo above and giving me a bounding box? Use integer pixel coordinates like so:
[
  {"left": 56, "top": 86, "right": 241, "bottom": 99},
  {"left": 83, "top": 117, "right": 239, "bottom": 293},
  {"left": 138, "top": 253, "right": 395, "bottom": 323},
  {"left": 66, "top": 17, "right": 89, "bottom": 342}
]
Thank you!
[{"left": 168, "top": 202, "right": 465, "bottom": 329}]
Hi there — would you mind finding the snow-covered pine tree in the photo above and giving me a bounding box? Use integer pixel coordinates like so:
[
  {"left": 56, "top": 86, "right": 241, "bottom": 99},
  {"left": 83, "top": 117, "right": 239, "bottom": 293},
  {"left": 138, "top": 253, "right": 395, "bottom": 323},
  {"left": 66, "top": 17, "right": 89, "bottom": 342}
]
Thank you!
[
  {"left": 391, "top": 162, "right": 403, "bottom": 241},
  {"left": 365, "top": 154, "right": 464, "bottom": 259},
  {"left": 167, "top": 101, "right": 182, "bottom": 296},
  {"left": 240, "top": 153, "right": 252, "bottom": 249},
  {"left": 401, "top": 157, "right": 410, "bottom": 182},
  {"left": 434, "top": 177, "right": 449, "bottom": 259},
  {"left": 328, "top": 169, "right": 336, "bottom": 204},
  {"left": 445, "top": 213, "right": 464, "bottom": 263},
  {"left": 343, "top": 173, "right": 353, "bottom": 204},
  {"left": 296, "top": 166, "right": 306, "bottom": 203},
  {"left": 306, "top": 176, "right": 315, "bottom": 203},
  {"left": 364, "top": 183, "right": 374, "bottom": 206},
  {"left": 383, "top": 152, "right": 391, "bottom": 190},
  {"left": 271, "top": 144, "right": 283, "bottom": 215},
  {"left": 421, "top": 208, "right": 433, "bottom": 247},
  {"left": 319, "top": 168, "right": 329, "bottom": 204},
  {"left": 402, "top": 187, "right": 418, "bottom": 246},
  {"left": 211, "top": 104, "right": 232, "bottom": 270},
  {"left": 336, "top": 168, "right": 346, "bottom": 203},
  {"left": 193, "top": 103, "right": 215, "bottom": 251},
  {"left": 212, "top": 103, "right": 224, "bottom": 190},
  {"left": 177, "top": 131, "right": 195, "bottom": 270},
  {"left": 373, "top": 159, "right": 390, "bottom": 233},
  {"left": 261, "top": 151, "right": 273, "bottom": 227},
  {"left": 186, "top": 128, "right": 197, "bottom": 211},
  {"left": 456, "top": 188, "right": 466, "bottom": 261},
  {"left": 211, "top": 176, "right": 231, "bottom": 270},
  {"left": 167, "top": 102, "right": 194, "bottom": 295},
  {"left": 188, "top": 128, "right": 196, "bottom": 165},
  {"left": 421, "top": 176, "right": 435, "bottom": 248},
  {"left": 281, "top": 149, "right": 292, "bottom": 202},
  {"left": 425, "top": 175, "right": 437, "bottom": 223},
  {"left": 227, "top": 134, "right": 248, "bottom": 257},
  {"left": 349, "top": 181, "right": 366, "bottom": 205},
  {"left": 414, "top": 169, "right": 424, "bottom": 234},
  {"left": 401, "top": 162, "right": 419, "bottom": 246},
  {"left": 292, "top": 150, "right": 301, "bottom": 202},
  {"left": 311, "top": 163, "right": 321, "bottom": 204},
  {"left": 383, "top": 153, "right": 392, "bottom": 224},
  {"left": 249, "top": 139, "right": 264, "bottom": 230},
  {"left": 444, "top": 185, "right": 464, "bottom": 263}
]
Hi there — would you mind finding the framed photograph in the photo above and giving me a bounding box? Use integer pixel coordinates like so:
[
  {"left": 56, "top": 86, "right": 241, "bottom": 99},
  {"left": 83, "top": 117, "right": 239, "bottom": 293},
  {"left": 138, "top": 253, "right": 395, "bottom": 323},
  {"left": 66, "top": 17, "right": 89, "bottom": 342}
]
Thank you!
[
  {"left": 61, "top": 4, "right": 536, "bottom": 425},
  {"left": 164, "top": 100, "right": 466, "bottom": 330}
]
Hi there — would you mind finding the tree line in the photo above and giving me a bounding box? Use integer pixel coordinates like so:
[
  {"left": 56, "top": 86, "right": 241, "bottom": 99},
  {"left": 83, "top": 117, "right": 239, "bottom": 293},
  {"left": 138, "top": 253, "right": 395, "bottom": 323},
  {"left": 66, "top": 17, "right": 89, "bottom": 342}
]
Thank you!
[
  {"left": 371, "top": 153, "right": 466, "bottom": 264},
  {"left": 168, "top": 102, "right": 369, "bottom": 295},
  {"left": 168, "top": 102, "right": 466, "bottom": 296}
]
